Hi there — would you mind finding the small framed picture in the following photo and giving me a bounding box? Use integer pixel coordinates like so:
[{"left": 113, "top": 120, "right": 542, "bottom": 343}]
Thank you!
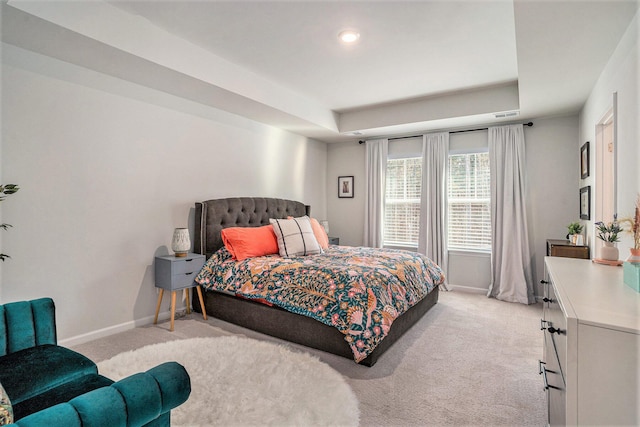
[
  {"left": 338, "top": 176, "right": 354, "bottom": 198},
  {"left": 580, "top": 141, "right": 589, "bottom": 179},
  {"left": 580, "top": 186, "right": 590, "bottom": 220}
]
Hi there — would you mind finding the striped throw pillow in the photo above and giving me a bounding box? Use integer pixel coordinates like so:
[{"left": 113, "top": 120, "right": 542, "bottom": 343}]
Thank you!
[{"left": 269, "top": 216, "right": 323, "bottom": 257}]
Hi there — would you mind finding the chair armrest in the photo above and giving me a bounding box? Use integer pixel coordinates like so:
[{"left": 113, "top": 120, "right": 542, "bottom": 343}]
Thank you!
[{"left": 9, "top": 362, "right": 191, "bottom": 427}]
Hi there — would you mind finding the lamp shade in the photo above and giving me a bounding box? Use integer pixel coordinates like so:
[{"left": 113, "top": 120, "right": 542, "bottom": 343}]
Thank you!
[{"left": 171, "top": 228, "right": 190, "bottom": 257}]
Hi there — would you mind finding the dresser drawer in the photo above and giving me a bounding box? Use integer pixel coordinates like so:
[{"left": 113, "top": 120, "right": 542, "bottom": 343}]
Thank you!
[
  {"left": 155, "top": 253, "right": 206, "bottom": 291},
  {"left": 550, "top": 245, "right": 589, "bottom": 259},
  {"left": 543, "top": 334, "right": 566, "bottom": 426},
  {"left": 171, "top": 271, "right": 200, "bottom": 289},
  {"left": 542, "top": 275, "right": 568, "bottom": 426},
  {"left": 171, "top": 256, "right": 205, "bottom": 275},
  {"left": 545, "top": 281, "right": 567, "bottom": 382},
  {"left": 549, "top": 376, "right": 566, "bottom": 426}
]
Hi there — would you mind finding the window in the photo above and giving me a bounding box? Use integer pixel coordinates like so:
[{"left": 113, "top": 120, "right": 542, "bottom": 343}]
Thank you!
[
  {"left": 384, "top": 157, "right": 421, "bottom": 247},
  {"left": 448, "top": 151, "right": 491, "bottom": 251}
]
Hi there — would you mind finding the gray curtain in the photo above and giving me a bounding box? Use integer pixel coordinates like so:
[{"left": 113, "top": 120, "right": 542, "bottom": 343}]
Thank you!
[
  {"left": 418, "top": 132, "right": 449, "bottom": 289},
  {"left": 363, "top": 138, "right": 388, "bottom": 248},
  {"left": 487, "top": 125, "right": 535, "bottom": 304}
]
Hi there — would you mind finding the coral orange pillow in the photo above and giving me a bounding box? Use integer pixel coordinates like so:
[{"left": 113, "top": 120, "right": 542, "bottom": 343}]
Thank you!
[
  {"left": 221, "top": 225, "right": 279, "bottom": 261},
  {"left": 310, "top": 218, "right": 329, "bottom": 249}
]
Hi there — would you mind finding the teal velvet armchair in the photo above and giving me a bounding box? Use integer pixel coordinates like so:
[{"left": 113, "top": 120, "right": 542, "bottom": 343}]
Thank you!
[{"left": 0, "top": 298, "right": 191, "bottom": 426}]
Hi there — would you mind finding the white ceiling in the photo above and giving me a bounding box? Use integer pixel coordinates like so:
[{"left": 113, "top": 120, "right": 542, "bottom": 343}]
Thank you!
[
  {"left": 2, "top": 0, "right": 638, "bottom": 142},
  {"left": 109, "top": 1, "right": 519, "bottom": 111}
]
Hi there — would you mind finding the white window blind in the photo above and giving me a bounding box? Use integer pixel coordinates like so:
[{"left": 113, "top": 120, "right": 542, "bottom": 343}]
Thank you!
[
  {"left": 448, "top": 152, "right": 491, "bottom": 251},
  {"left": 384, "top": 157, "right": 421, "bottom": 247}
]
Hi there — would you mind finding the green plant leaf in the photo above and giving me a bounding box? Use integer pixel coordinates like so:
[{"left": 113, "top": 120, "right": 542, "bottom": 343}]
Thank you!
[{"left": 0, "top": 184, "right": 19, "bottom": 260}]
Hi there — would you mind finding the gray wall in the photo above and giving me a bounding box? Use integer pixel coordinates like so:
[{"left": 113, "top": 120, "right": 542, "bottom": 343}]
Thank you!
[
  {"left": 525, "top": 116, "right": 580, "bottom": 296},
  {"left": 327, "top": 115, "right": 579, "bottom": 297},
  {"left": 579, "top": 11, "right": 639, "bottom": 258},
  {"left": 326, "top": 143, "right": 367, "bottom": 246},
  {"left": 0, "top": 44, "right": 327, "bottom": 344}
]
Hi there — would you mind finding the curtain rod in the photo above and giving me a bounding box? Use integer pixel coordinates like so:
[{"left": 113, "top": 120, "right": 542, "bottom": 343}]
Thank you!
[{"left": 357, "top": 121, "right": 533, "bottom": 144}]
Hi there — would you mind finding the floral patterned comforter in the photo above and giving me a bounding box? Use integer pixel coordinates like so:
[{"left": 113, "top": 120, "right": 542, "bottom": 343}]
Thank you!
[{"left": 195, "top": 245, "right": 445, "bottom": 362}]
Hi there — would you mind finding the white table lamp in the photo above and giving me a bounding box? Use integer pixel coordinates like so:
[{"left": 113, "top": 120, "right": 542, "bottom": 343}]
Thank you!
[{"left": 171, "top": 228, "right": 190, "bottom": 257}]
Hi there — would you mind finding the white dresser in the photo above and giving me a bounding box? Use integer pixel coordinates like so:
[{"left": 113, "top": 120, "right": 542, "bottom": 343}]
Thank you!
[{"left": 541, "top": 257, "right": 640, "bottom": 426}]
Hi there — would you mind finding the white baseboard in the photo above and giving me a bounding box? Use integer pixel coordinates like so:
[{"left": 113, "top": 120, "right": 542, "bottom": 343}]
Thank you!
[
  {"left": 59, "top": 309, "right": 181, "bottom": 347},
  {"left": 62, "top": 286, "right": 484, "bottom": 346},
  {"left": 446, "top": 284, "right": 488, "bottom": 295},
  {"left": 447, "top": 284, "right": 543, "bottom": 302},
  {"left": 59, "top": 284, "right": 538, "bottom": 347}
]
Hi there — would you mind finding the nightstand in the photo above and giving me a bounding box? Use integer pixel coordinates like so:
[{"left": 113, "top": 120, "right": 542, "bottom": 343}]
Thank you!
[
  {"left": 328, "top": 237, "right": 339, "bottom": 245},
  {"left": 153, "top": 253, "right": 207, "bottom": 331}
]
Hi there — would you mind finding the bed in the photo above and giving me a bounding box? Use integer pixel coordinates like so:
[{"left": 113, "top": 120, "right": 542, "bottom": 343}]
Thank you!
[{"left": 191, "top": 197, "right": 444, "bottom": 366}]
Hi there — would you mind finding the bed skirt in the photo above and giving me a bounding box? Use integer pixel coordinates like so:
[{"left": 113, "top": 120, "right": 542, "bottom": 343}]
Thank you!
[{"left": 192, "top": 286, "right": 439, "bottom": 366}]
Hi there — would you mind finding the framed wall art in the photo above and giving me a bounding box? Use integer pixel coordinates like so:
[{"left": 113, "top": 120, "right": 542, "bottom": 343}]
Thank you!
[
  {"left": 580, "top": 141, "right": 589, "bottom": 179},
  {"left": 580, "top": 185, "right": 591, "bottom": 220},
  {"left": 338, "top": 176, "right": 354, "bottom": 198}
]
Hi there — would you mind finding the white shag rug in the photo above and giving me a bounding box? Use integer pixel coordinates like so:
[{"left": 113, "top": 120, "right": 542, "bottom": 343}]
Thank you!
[{"left": 97, "top": 336, "right": 360, "bottom": 427}]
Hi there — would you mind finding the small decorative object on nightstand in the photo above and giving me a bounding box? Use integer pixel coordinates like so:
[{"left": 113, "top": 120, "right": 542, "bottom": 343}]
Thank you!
[
  {"left": 328, "top": 237, "right": 339, "bottom": 245},
  {"left": 171, "top": 228, "right": 190, "bottom": 257},
  {"left": 154, "top": 253, "right": 207, "bottom": 331}
]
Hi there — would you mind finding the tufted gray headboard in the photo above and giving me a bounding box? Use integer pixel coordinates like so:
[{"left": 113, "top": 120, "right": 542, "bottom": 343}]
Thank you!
[{"left": 194, "top": 197, "right": 310, "bottom": 259}]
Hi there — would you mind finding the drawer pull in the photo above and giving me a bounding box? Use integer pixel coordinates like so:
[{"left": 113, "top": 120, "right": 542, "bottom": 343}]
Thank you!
[
  {"left": 540, "top": 319, "right": 564, "bottom": 335},
  {"left": 542, "top": 297, "right": 554, "bottom": 303},
  {"left": 540, "top": 279, "right": 549, "bottom": 285},
  {"left": 540, "top": 319, "right": 546, "bottom": 330},
  {"left": 538, "top": 360, "right": 557, "bottom": 375},
  {"left": 537, "top": 359, "right": 545, "bottom": 374},
  {"left": 547, "top": 326, "right": 564, "bottom": 335},
  {"left": 538, "top": 361, "right": 561, "bottom": 391},
  {"left": 542, "top": 368, "right": 561, "bottom": 391}
]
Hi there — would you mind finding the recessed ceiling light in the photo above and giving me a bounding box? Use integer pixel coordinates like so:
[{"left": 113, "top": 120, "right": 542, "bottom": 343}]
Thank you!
[{"left": 338, "top": 30, "right": 360, "bottom": 44}]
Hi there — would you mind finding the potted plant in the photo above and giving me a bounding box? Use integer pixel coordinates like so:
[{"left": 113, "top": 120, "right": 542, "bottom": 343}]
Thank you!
[
  {"left": 595, "top": 215, "right": 622, "bottom": 261},
  {"left": 619, "top": 194, "right": 640, "bottom": 263},
  {"left": 566, "top": 221, "right": 583, "bottom": 245},
  {"left": 0, "top": 184, "right": 19, "bottom": 261}
]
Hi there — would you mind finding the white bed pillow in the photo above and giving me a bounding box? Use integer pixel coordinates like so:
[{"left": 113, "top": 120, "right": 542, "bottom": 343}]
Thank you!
[{"left": 269, "top": 216, "right": 323, "bottom": 257}]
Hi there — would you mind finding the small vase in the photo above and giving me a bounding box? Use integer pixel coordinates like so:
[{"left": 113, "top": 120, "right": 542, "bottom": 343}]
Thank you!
[
  {"left": 601, "top": 241, "right": 619, "bottom": 261},
  {"left": 627, "top": 248, "right": 640, "bottom": 263}
]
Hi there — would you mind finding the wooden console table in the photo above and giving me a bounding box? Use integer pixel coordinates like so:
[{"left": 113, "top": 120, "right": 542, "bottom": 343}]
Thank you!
[{"left": 546, "top": 239, "right": 589, "bottom": 259}]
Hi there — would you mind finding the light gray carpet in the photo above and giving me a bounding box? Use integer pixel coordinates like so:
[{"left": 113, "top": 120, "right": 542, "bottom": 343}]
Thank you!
[{"left": 72, "top": 290, "right": 546, "bottom": 426}]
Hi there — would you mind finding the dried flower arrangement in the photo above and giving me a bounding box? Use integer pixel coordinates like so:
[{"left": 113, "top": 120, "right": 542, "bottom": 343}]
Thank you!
[{"left": 619, "top": 194, "right": 640, "bottom": 250}]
